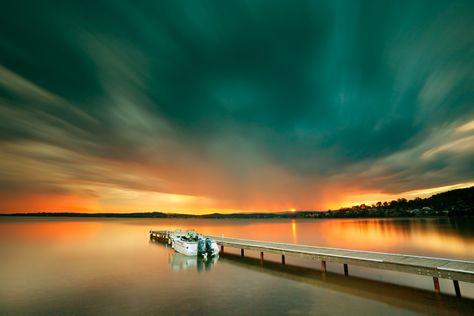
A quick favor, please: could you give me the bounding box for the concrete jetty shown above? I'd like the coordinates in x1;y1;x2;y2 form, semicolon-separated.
150;230;474;297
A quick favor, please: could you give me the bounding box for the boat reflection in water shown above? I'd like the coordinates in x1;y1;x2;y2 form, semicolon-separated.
169;252;219;272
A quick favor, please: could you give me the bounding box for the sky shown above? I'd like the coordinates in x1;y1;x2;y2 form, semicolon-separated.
0;0;473;214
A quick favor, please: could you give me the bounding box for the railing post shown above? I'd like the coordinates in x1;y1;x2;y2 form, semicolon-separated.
453;280;461;298
282;254;285;265
221;245;224;254
321;260;327;273
343;263;349;276
433;277;440;293
260;252;264;264
241;249;244;257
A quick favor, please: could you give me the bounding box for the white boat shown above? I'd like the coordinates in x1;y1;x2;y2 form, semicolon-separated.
173;235;199;256
171;231;220;257
169;229;195;246
168;229;184;246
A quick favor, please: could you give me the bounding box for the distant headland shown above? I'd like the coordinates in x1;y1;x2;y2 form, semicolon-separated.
2;186;473;219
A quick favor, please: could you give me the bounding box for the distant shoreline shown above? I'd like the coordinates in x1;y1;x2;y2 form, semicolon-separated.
1;186;472;219
0;212;470;219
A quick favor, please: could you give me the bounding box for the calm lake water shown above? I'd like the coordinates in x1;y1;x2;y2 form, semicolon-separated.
1;217;473;315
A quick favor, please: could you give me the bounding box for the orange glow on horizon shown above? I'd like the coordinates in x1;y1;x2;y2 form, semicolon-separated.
1;181;472;215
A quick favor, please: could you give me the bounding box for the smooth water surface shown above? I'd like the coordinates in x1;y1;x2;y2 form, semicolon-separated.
1;217;473;315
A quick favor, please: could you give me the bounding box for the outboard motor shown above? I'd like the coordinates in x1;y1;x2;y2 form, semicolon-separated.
197;237;206;256
205;238;215;256
211;241;220;256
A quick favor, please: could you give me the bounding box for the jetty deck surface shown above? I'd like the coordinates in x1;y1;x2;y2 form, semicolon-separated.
206;235;474;283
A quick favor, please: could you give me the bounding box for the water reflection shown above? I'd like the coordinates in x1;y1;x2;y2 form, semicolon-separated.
1;217;474;315
0;218;102;242
2;217;473;260
291;219;297;243
320;218;474;258
168;253;218;272
149;238;219;272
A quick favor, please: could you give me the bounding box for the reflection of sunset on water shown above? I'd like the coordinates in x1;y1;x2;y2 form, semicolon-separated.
315;219;474;258
291;219;298;243
2;217;473;261
1;217;474;308
0;220;102;242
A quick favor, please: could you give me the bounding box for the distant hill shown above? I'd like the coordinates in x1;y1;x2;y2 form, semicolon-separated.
2;186;473;218
313;186;474;218
427;186;474;216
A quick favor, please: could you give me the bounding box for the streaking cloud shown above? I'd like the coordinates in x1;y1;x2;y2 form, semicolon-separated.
0;0;473;213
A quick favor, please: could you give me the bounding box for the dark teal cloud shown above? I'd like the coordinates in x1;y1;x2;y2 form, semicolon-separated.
0;0;473;203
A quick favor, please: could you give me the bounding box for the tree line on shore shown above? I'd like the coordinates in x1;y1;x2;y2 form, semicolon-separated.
294;186;473;218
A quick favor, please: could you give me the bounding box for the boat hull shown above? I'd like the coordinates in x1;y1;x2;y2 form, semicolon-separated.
173;239;198;256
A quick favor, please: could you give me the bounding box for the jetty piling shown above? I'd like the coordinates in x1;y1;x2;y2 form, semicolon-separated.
321;260;327;273
433;277;440;294
453;280;461;297
343;263;349;276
